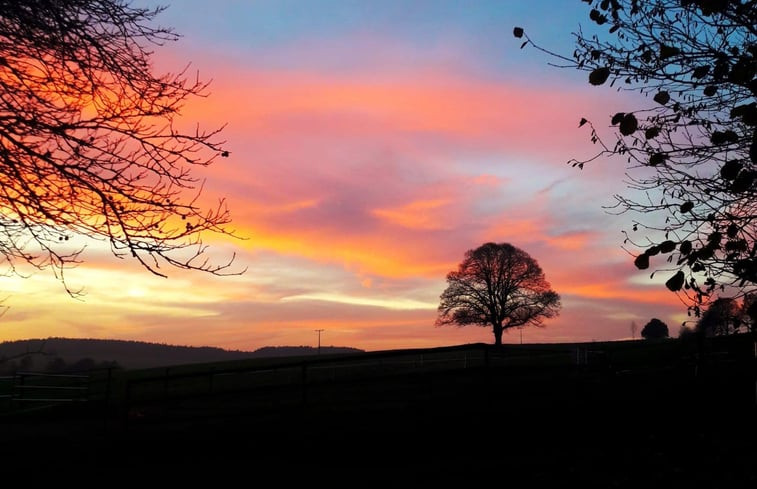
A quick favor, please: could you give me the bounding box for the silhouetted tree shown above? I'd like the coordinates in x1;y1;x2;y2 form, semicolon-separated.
741;292;757;332
17;354;33;372
696;296;746;336
436;242;561;346
69;357;96;372
0;1;240;295
641;318;670;339
678;324;697;340
515;0;757;316
45;357;66;373
0;340;49;372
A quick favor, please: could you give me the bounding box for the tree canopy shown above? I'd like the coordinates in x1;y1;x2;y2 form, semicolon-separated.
0;0;239;295
436;242;561;346
641;318;670;339
515;0;756;317
695;295;753;335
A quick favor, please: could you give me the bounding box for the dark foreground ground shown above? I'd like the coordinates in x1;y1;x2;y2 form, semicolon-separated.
2;360;756;487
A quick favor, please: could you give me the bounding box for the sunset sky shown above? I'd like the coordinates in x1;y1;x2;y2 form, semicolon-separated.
0;0;692;352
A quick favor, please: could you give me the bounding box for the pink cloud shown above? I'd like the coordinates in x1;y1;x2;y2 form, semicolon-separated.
2;41;688;352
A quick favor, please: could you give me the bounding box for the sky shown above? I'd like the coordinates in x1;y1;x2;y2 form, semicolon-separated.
0;0;693;352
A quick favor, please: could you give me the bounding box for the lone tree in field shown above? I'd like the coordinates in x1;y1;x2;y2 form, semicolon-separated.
0;0;239;295
641;318;670;340
436;242;561;346
515;0;756;316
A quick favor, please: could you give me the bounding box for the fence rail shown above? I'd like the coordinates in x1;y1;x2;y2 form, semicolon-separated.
118;343;586;420
3;337;750;422
0;369;120;412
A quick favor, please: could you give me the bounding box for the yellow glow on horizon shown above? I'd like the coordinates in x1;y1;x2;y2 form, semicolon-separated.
235;223;454;278
280;292;437;310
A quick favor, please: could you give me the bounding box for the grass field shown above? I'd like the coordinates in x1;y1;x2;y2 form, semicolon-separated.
1;335;755;486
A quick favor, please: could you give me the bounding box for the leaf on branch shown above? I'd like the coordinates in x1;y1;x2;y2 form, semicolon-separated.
589;9;608;25
725;239;748;252
720;160;742;180
731;170;755;193
731;102;757;126
659;44;680;60
692;65;710;79
648;152;667;166
513;27;524;38
665;271;685;292
634;253;650;270
589;67;611;86
645;127;660;139
711;130;738;146
703;86;717;96
579;117;588;127
611;112;625;125
679;240;692;256
653;91;670;105
619;113;638;135
680;201;694;213
659;240;677;253
729;58;753;85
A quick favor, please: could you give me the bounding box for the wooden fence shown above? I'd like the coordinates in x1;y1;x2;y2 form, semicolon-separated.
0;368;116;413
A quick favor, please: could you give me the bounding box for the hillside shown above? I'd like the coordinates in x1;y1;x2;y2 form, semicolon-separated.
0;337;364;371
0;337;754;484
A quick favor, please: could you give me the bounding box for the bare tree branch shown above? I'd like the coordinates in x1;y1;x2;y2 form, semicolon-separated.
0;0;245;295
515;0;756;316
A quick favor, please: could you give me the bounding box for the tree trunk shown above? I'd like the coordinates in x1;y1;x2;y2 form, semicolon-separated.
493;323;503;346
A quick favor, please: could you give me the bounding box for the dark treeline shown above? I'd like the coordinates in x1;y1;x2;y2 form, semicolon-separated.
0;338;364;371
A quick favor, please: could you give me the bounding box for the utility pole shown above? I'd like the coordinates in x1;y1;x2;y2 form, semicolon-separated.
315;329;324;354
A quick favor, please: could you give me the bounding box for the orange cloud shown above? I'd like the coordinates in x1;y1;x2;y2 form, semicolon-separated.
235;220;456;278
546;231;596;251
372;199;453;230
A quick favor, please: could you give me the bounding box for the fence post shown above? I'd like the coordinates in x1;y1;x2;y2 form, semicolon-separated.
102;367;113;432
104;367;113;405
163;367;170;400
301;362;308;406
123;379;132;429
14;373;25;409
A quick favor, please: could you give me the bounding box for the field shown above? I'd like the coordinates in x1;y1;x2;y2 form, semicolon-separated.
1;336;756;486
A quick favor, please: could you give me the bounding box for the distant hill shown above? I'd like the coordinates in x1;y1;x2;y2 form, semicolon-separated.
0;337;364;371
249;346;364;358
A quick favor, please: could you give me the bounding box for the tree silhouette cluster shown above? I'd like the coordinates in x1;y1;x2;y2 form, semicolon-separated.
0;0;239;294
641;318;669;339
437;242;561;345
516;0;756;315
695;294;756;336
